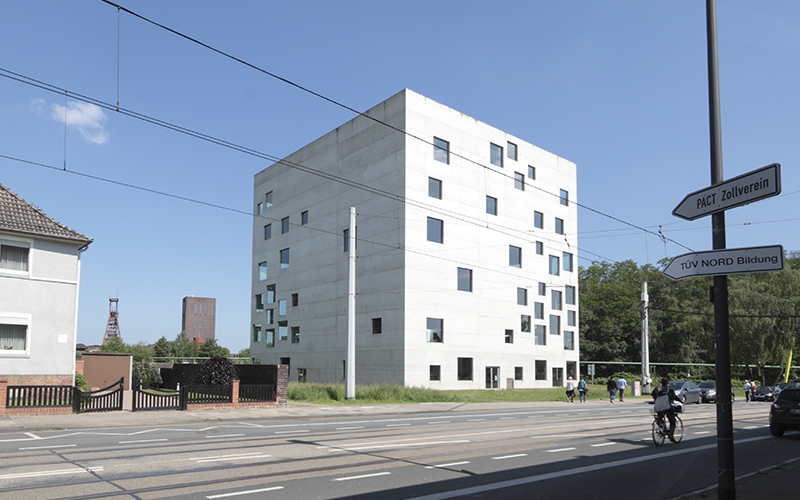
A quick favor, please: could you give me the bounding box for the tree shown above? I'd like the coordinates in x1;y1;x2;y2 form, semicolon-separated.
128;341;153;364
238;348;250;359
198;339;230;358
153;336;174;358
100;335;126;353
173;331;197;358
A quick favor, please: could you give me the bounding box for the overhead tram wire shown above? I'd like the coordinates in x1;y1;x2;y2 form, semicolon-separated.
98;0;694;256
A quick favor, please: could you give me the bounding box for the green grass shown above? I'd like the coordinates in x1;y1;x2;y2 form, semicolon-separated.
287;382;644;404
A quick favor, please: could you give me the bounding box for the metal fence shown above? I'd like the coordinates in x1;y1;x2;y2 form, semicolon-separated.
6;384;74;409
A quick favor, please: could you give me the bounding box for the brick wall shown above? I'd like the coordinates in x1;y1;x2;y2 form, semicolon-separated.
277;364;288;406
0;379;74;416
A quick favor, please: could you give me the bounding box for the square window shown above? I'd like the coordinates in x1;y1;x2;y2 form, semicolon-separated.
427;217;444;243
265;191;273;208
509;245;522;268
515;367;523;381
301;211;308;225
564;331;575;350
507;142;517;161
568;310;577;326
252;324;262;342
429;177;442;199
281;217;290;234
566;285;576;305
279;299;287;316
372;318;382;334
535;325;546;345
486;196;498;216
550;315;561;335
517;287;527;306
257;202;264;215
563;252;574;272
534;302;544;320
430;365;441;381
457;267;473;292
538;282;546;296
505;329;514;344
514;172;525;191
521;315;531;333
264;224;272;240
552;290;562;310
534;211;544;229
297;368;307;382
535;360;547;380
291;326;300;344
490;143;503;167
555;218;564;235
434;137;449;164
549;255;560;276
280;248;290;269
528;165;536;179
426;318;443;343
258;261;267;281
560;189;569;206
266;284;276;303
278;321;288;340
458;357;473;381
255;294;264;313
536;241;543;255
291;293;299;307
266;329;275;348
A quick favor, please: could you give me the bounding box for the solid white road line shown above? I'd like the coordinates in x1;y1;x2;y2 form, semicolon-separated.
329;440;471;452
191;452;266;461
591;442;616;447
546;447;576;453
426;461;470;469
492;454;528;460
274;430;309;434
19;444;77;450
0;466;103;480
334;471;391;481
206;486;284;498
119;439;168;444
196;455;271;463
336;426;364;430
205;434;246;439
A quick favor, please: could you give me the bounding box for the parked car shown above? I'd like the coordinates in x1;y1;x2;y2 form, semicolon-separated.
668;381;702;404
774;382;800;398
769;387;800;436
752;385;777;402
698;381;735;403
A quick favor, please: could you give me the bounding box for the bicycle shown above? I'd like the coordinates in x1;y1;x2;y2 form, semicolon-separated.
652;411;684;446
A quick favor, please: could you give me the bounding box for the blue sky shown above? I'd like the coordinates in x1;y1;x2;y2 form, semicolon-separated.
2;1;799;352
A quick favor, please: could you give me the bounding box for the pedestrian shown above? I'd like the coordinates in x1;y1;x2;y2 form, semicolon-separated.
578;376;588;403
751;381;758;400
565;376;575;403
744;380;751;402
607;377;618;403
617;375;628;402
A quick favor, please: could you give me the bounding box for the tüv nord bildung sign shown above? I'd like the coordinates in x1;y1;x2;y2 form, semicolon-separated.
663;245;784;280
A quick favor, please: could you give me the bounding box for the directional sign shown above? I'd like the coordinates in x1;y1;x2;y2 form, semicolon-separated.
672;163;781;221
663;245;784;280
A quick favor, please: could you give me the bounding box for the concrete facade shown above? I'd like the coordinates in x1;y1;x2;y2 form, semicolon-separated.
250;90;578;390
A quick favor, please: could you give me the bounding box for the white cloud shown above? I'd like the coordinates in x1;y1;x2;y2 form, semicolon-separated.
48;101;110;145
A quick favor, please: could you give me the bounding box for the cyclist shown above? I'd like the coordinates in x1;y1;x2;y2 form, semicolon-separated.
652;377;679;442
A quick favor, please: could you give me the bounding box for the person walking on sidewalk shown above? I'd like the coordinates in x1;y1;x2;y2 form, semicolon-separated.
744;380;752;402
578;376;588;403
607;378;618;403
617;375;628;402
565;376;576;402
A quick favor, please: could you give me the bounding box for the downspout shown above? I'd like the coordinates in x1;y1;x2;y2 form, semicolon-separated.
72;243;89;386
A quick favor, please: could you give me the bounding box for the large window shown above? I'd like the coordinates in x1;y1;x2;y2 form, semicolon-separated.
457;267;473;292
549;255;560;276
509;245;522;268
555;218;564;235
265;329;275;348
521;315;531;333
265;191;273;208
264;224;272;240
564;331;575;350
550;315;561;336
280;248;290;269
565;285;576;305
563;252;574;272
490;143;503;167
0;322;27;351
486;196;498;215
552;290;562;310
427;217;444;243
534;302;544;319
434;137;449;164
535;325;546;345
291;326;300;344
507;142;518;161
258;262;267;281
534;211;544;229
514;172;525;191
535;360;547;380
517;287;527;306
426;318;443;343
281;217;290;234
560;189;569;206
429;177;442;199
458;358;473;381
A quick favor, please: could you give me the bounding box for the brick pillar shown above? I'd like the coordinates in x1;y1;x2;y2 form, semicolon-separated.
276;365;288;406
231;379;239;405
0;379;7;415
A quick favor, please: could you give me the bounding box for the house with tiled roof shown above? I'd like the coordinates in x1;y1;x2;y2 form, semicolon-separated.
0;183;92;386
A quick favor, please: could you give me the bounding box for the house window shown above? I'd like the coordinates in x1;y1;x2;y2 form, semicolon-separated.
549;255;560;275
517;287;527;306
550;315;561;335
280;248;290;269
291;293;299;307
343;228;350;252
534;211;543;229
297;368;307;382
535;360;547;380
264;224;272;240
490;143;503;167
458;357;473;381
265;329;275;348
560;189;569;206
0;323;27;351
536;241;543;255
291;326;300;344
514;172;525;191
258;262;267;281
567;361;577;381
265;191;273;208
457;267;473;292
568;310;577;326
429;177;442;199
565;285;576;305
555;218;564;235
486;196;498;215
278;321;288;340
278;299;287;316
301;211;308;225
528;165;536;179
521;315;531;333
434;137;449;164
507;142;518;161
515;367;523;381
535;325;546;345
509;245;522;268
266;309;273;324
372;318;382;334
255;294;264;313
552;290;562;310
281;217;290;234
257;202;263;215
427;217;444;243
426;318;443;343
564;331;575;350
252;324;262;342
505;329;514;344
563;252;574;272
266;284;276;303
430;365;441;381
538;282;546;295
534;302;544;320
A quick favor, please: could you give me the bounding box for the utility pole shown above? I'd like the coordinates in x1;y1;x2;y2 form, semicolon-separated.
641;282;651;395
345;207;357;401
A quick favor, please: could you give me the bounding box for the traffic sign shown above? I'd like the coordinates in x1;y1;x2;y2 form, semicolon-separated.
663;245;784;280
672;163;781;221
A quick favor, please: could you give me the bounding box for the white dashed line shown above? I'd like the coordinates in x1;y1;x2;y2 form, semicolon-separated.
207;486;284;498
426;461;470;469
334;471;391;481
493;454;527;460
547;447;576;453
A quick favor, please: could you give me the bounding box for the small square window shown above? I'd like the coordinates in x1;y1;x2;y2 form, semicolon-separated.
515;367;523;381
430;365;441;381
560;189;569;206
505;329;514;344
257;202;264;215
563;252;574;272
429;177;442;199
528;166;536;179
509;245;522;268
514;172;525;191
549;255;560;276
282;217;290;234
265;191;273;208
486;196;498;216
291;293;299;307
550;315;561;335
534;302;544;319
552;290;563;311
258;261;267;281
457;267;473;292
490;143;503;167
521;315;531;333
458;357;473;381
280;248;290;269
534;211;544;229
426;318;443;343
507;142;517;161
372;318;382;334
264;224;272;240
434;137;449;164
291;326;300;344
555;218;564;235
536;241;543;255
517;287;527;306
535;325;546;345
427;217;444;244
301;211;308;225
565;286;576;305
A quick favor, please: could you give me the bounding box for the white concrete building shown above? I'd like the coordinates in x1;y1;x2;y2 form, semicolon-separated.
250;89;578;390
0;183;92;386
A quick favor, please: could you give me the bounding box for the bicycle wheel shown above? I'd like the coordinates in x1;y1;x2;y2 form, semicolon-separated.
652;420;665;446
672;416;684;443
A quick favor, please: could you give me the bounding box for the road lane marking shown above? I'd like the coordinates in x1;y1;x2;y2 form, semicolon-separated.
274;430;310;434
386;423;411;427
334;471;391;481
207;486;284;498
328;440;471;452
205;434;246;439
19;444;77;450
694;431;712;435
428;421;450;424
119;439;168;444
467;419;486;422
426;461;470;469
336;426;364;430
196;454;271;463
0;466;103;480
23;432;41;439
493;454;527;460
591;442;616;447
191;452;266;460
547;447;576;453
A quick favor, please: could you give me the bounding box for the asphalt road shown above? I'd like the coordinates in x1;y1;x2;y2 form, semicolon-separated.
0;401;793;500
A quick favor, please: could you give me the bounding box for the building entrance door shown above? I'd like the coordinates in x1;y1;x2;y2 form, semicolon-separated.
485;366;500;389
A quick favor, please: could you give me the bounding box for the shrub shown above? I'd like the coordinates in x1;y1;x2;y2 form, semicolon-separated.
134;363;163;387
193;356;239;385
75;372;87;391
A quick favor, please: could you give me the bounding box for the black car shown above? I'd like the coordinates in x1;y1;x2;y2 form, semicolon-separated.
769;387;800;436
752;385;777;402
698;381;735;403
